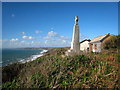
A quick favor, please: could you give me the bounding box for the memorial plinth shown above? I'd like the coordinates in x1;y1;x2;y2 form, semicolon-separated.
66;16;80;56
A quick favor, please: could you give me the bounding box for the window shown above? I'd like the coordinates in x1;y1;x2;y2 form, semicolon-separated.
94;44;97;50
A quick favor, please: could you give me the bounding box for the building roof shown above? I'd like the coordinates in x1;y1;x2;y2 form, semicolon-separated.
80;39;91;43
90;33;110;43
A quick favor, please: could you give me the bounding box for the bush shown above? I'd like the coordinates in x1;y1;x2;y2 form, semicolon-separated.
2;78;19;88
2;47;119;88
31;73;46;88
102;35;120;49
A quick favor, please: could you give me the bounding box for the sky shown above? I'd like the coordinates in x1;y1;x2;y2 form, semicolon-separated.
2;2;118;48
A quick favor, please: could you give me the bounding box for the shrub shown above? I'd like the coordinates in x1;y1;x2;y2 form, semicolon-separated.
2;78;19;88
102;35;120;50
31;73;46;88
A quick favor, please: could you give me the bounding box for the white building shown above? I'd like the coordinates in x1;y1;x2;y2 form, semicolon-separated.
89;33;110;53
80;39;91;52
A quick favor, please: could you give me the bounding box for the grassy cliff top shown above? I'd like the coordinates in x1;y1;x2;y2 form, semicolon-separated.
2;47;119;88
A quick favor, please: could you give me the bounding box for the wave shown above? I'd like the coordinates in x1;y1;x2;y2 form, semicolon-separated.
18;49;48;63
0;61;2;64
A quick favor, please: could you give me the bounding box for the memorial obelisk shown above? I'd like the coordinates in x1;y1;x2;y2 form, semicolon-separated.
66;16;80;56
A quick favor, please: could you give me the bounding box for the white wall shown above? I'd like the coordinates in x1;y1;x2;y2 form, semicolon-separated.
80;41;90;52
92;42;102;52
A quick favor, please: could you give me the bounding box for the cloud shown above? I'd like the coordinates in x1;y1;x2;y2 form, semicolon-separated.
60;36;69;40
31;41;34;44
43;36;51;40
2;38;44;48
29;36;34;39
21;41;25;43
35;30;42;34
44;39;70;47
2;30;71;48
48;31;59;37
1;39;9;42
44;31;69;40
22;36;27;39
43;31;58;40
21;32;25;35
11;14;15;18
0;39;2;48
62;40;66;43
45;40;48;44
43;31;70;47
10;38;18;42
22;36;34;40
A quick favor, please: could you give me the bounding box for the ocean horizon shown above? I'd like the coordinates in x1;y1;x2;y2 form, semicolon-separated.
1;48;48;67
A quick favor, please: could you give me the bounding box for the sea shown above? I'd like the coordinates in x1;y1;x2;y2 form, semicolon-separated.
1;48;48;67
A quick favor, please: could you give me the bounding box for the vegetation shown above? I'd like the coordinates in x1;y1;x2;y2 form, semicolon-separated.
102;35;120;50
2;47;119;88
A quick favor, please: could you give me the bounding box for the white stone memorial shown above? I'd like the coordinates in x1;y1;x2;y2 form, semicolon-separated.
66;16;80;56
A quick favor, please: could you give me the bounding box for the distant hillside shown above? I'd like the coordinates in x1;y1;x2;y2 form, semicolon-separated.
2;47;119;88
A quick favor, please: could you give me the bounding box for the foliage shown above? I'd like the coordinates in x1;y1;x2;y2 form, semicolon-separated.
31;73;46;88
2;78;19;88
102;35;120;49
2;47;119;88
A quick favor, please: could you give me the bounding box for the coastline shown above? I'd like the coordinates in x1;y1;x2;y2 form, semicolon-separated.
2;47;67;84
2;47;119;88
2;49;49;67
18;49;48;64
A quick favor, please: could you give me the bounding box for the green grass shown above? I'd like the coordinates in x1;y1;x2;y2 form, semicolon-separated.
2;78;19;88
31;72;46;88
2;48;119;88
